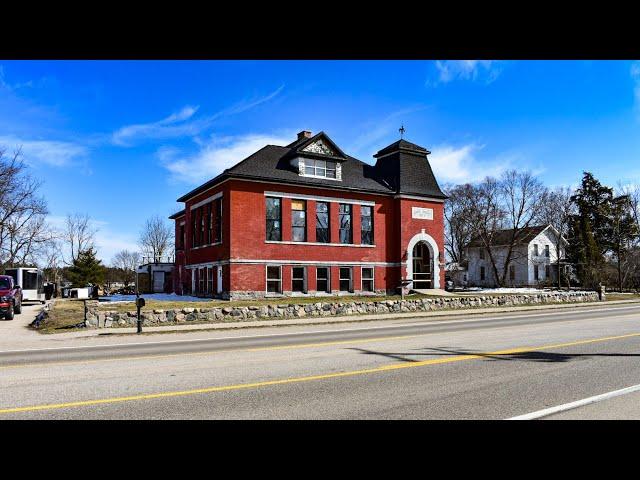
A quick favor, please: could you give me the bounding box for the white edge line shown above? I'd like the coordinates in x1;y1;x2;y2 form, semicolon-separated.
508;383;640;420
2;304;639;355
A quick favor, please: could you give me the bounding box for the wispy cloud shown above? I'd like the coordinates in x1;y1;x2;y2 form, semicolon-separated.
0;135;88;168
112;84;285;147
428;143;514;183
631;61;640;115
160;131;293;184
348;105;429;160
426;60;504;87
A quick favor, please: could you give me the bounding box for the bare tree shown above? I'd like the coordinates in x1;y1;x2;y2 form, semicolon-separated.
63;213;97;265
139;215;174;263
443;183;477;264
0;147;50;269
539;186;575;289
461;170;547;287
112;249;140;286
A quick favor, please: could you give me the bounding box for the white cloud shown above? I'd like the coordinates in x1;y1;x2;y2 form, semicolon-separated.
112;84;285;146
631;61;640;113
348;105;429;159
427;60;503;87
0;135;88;167
161;132;294;184
428;143;513;184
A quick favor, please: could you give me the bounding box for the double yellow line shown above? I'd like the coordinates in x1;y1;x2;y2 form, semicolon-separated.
1;331;639;415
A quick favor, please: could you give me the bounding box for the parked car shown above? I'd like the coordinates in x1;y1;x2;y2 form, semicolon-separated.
0;274;23;320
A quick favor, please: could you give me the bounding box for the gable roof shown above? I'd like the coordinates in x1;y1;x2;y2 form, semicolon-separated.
176;131;445;203
467;225;557;248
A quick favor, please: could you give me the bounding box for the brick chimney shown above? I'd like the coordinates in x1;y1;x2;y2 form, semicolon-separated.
297;130;312;140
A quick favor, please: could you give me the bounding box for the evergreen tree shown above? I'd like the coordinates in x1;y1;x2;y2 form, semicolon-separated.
567;172;613;288
66;248;106;287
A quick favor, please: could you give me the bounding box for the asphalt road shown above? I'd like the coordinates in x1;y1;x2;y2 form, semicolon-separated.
2;302;640;419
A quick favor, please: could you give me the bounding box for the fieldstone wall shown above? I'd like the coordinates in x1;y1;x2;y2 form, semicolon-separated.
84;291;600;328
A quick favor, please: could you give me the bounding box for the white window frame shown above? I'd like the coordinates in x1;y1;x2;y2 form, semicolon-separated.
339;266;353;293
291;266;307;293
361;266;374;292
302;158;338;179
266;265;283;295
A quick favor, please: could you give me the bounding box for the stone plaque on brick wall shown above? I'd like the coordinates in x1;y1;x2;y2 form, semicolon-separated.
412;207;433;220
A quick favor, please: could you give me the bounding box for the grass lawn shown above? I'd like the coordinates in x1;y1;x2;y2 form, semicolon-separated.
605;293;640;301
37;299;86;333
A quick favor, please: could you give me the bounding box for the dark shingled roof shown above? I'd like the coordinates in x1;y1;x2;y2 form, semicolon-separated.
169;209;185;220
176;132;446;202
467;225;550;248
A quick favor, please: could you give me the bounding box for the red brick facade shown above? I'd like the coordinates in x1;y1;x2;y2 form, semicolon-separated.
171;133;446;299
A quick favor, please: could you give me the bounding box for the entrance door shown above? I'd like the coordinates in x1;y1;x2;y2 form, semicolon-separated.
153;271;165;293
412;242;432;289
216;266;223;294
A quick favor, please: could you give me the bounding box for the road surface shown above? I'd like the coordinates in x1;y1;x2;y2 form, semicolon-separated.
1;302;640;419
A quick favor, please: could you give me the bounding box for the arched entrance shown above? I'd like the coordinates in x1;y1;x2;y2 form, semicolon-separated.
406;230;440;289
412;242;432;289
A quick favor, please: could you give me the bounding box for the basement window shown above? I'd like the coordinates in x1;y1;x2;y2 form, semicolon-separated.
266;266;282;294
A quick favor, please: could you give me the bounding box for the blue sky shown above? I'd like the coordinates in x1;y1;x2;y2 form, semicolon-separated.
1;60;639;263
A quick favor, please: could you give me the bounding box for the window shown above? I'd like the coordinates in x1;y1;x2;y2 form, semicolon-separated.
207;268;213;295
292;267;306;293
534;244;539;256
316;267;330;293
509;264;515;281
339;204;352;244
480;266;486;281
545;265;551;279
266;197;282;241
534;265;539;281
191;212;197;247
479;248;485;260
339;267;352;292
207;203;212;245
361;205;373;245
362;267;374;292
179;224;185;249
199;267;205;294
316;202;330;243
214;197;222;243
266;266;282;293
303;159;337;179
291;200;307;242
200;207;205;245
545;245;550;257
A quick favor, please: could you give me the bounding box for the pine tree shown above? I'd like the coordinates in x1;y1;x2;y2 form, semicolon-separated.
66;248;106;287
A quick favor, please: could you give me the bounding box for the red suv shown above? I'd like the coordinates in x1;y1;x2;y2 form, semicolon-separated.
0;275;22;320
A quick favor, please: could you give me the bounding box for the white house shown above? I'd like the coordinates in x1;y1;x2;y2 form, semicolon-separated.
465;225;568;288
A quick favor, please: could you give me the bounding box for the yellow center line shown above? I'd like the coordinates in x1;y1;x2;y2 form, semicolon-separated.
1;331;639;415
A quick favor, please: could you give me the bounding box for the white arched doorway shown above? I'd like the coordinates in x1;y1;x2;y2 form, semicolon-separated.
406;230;440;289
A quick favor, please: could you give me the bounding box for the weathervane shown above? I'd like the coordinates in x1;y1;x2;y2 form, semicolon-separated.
399;124;405;139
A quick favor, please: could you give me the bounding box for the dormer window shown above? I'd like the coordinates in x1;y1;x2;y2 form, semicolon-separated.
303;159;337;179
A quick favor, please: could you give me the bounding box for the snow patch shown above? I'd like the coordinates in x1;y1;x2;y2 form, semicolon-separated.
99;293;212;303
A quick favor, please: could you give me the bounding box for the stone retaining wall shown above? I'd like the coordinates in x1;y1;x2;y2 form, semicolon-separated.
83;291;600;328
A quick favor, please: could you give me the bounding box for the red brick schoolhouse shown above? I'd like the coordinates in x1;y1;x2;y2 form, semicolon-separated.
170;130;447;299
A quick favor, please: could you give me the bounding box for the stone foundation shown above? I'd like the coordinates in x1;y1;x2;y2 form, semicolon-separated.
82;291;600;328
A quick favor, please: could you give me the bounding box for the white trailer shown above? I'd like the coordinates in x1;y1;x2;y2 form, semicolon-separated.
4;267;45;304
